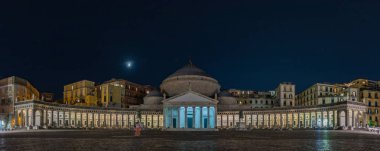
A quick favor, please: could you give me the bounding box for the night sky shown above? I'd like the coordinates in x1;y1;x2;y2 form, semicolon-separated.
1;1;380;98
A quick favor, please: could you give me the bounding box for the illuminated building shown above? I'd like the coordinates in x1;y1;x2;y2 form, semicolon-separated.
101;79;153;107
10;62;370;130
0;76;40;129
227;89;276;108
63;80;97;106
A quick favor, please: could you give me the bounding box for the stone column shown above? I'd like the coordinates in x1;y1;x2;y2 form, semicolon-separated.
274;113;277;127
44;110;47;127
68;111;71;127
170;107;173;128
86;112;89;128
345;110;349;127
327;110;330;128
256;114;259;128
268;114;271;128
50;110;54;127
280;114;283;128
248;114;251;128
232;112;235;128
151;114;153;128
336;110;343;126
14;109;19;127
298;112;300;128
26;109;29;127
121;113;124;128
98;112;100;127
303;112;306;128
57;111;60;127
115;113;118;127
31;109;35;126
157;114;160;128
74;111;77;128
200;107;203;128
192;107;195;128
315;112;318;128
262;114;264;128
92;113;94;128
226;114;229;128
184;107;188;128
332;110;335;128
127;113;130;128
38;110;43;127
291;112;294;128
286;113;288;128
177;108;180;128
309;112;312;128
352;110;355;128
62;111;66;127
145;114;148;128
110;113;112;128
80;112;83;127
134;112;137;125
207;106;210;128
321;111;324;128
363;112;367;127
245;114;247;126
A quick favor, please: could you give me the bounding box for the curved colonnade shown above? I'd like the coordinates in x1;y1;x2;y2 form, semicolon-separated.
14;100;367;130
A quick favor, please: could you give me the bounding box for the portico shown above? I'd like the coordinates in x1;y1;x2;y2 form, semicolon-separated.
163;91;217;131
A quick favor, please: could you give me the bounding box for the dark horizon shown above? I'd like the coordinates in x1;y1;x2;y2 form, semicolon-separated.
1;1;380;98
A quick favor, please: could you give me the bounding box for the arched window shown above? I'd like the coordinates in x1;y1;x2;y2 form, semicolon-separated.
289;94;293;99
369;101;372;107
375;101;378;107
284;94;287;98
352;91;357;97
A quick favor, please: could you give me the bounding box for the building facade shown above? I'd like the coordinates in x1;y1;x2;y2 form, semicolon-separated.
361;90;380;126
63;80;97;106
0;76;40;129
228;89;276;108
8;62;373;130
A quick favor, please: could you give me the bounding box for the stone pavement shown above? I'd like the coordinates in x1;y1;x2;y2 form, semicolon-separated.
1;129;380;151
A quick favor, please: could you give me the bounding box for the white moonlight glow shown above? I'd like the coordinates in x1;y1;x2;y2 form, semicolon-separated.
126;61;133;69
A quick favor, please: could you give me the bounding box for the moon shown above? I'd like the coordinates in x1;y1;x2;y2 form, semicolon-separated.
126;61;133;69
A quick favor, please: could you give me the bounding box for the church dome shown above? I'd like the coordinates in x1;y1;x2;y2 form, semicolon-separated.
218;91;237;105
143;90;163;105
160;61;220;97
167;63;211;78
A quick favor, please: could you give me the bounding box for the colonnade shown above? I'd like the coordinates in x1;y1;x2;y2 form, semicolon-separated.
217;109;367;129
14;107;163;129
13;101;368;130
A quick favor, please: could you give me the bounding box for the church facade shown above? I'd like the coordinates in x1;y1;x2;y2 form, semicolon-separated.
12;63;368;131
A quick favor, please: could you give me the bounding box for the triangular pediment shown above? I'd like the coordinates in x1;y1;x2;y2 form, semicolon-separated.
163;90;218;105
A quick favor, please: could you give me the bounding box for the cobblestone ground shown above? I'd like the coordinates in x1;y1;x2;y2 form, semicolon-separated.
1;129;380;151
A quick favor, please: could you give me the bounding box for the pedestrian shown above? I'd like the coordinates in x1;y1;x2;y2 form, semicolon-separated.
134;122;142;136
